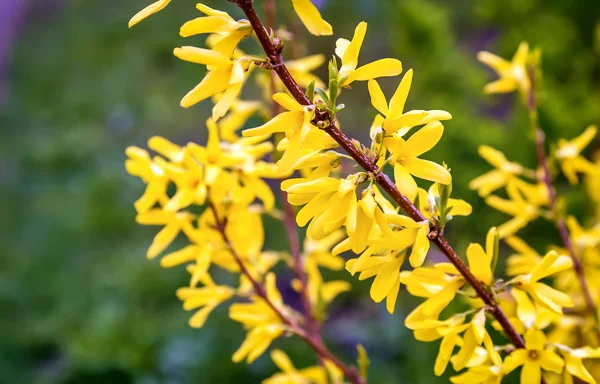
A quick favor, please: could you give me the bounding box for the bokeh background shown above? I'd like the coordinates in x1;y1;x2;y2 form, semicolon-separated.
1;0;600;383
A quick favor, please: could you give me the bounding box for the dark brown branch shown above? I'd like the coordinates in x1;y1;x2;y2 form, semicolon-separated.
232;0;526;350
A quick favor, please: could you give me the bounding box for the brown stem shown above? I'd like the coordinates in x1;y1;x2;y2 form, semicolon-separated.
230;0;525;351
528;67;600;342
210;204;364;383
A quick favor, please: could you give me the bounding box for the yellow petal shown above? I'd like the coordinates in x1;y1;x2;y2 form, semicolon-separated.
452;327;477;371
349;207;373;253
502;349;528;374
367;79;389;116
147;223;180;259
386;276;401;314
382;110;428;135
512;41;530;65
540;350;565;374
349;58;403;83
394;163;418;201
340;22;367;73
243;111;303;137
405;121;444;158
483;77;518;94
370;257;403;302
434;332;459;376
532;282;574;312
173;46;231;66
286;177;340;194
564;354;596;384
521;361;542;384
403;158;452;184
180;69;230;108
388;69;413;120
273;92;304;112
189;304;216;328
524;327;547;351
291;0;333;36
571;125;598;153
512;289;536;328
476;51;511;74
466;243;492;285
129;0;171;28
196;3;233;19
448;198;472;216
409;223;430;268
179;16;233;37
296;192;332;226
270;349;296;372
212;81;242;120
160;245;198;268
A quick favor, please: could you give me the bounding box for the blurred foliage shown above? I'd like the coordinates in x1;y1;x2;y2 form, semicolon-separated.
0;0;598;383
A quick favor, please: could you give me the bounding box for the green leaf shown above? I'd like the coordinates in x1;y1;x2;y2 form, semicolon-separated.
306;78;316;103
315;88;330;106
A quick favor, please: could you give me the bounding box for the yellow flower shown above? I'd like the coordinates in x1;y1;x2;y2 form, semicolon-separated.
417;183;472;220
283;173;394;253
290;0;333;36
566;215;600;252
128;0;171;28
335;22;403;86
243;93;335;173
125;146;170;213
556;125;600;184
346;251;406;314
557;346;600;384
263;349;329;384
180;4;252;58
465;227;498;286
470;145;530;197
367;71;452;137
176;274;235;328
512;250;574;315
477;41;531;95
173;46;251;119
229;273;291;363
451;310;501;373
384;121;452;201
136;209;196;260
502;328;564;383
401;265;465;323
485;180;543;237
218;101;265;143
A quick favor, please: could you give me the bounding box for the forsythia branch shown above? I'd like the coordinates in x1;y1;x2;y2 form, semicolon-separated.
527;65;600;343
229;0;527;352
210;202;365;384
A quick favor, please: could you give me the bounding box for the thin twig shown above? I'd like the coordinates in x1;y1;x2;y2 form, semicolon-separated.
209;203;365;384
231;0;526;350
527;65;600;342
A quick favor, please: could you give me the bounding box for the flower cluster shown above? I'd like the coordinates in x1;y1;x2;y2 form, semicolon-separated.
125;1;600;382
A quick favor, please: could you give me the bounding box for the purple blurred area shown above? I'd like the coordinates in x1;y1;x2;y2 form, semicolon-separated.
0;0;61;103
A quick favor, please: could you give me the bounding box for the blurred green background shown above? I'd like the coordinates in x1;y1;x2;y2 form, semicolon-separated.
1;0;599;383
